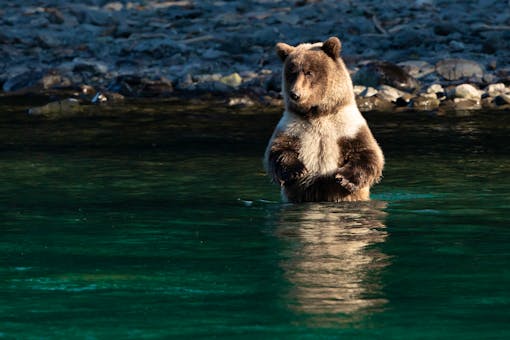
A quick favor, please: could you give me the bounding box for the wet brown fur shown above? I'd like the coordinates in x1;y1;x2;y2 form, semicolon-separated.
269;126;383;203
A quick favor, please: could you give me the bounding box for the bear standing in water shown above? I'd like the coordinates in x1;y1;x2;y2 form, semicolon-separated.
264;37;384;203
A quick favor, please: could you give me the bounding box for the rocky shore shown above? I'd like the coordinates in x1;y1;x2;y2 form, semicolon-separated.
2;0;510;115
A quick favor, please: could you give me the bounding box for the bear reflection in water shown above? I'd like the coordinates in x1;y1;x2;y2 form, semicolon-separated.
274;201;389;323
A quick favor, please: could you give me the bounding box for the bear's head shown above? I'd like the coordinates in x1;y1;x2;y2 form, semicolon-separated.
276;37;355;118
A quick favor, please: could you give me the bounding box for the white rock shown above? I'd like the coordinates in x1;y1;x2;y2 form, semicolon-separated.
361;86;378;97
377;85;408;102
421;92;438;99
454;84;482;100
487;83;507;96
353;85;366;96
426;84;444;94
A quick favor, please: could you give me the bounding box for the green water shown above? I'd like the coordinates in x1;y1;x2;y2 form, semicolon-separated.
1;100;510;338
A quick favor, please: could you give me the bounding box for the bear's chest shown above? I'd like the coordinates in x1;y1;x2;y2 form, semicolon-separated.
298;124;341;175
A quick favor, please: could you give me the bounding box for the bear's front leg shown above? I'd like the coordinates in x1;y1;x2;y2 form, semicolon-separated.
335;147;383;192
267;134;306;185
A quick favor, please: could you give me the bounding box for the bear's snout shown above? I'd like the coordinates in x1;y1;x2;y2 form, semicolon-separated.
289;90;301;101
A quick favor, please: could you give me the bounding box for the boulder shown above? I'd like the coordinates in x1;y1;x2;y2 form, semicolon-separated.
436;59;484;81
353;61;420;92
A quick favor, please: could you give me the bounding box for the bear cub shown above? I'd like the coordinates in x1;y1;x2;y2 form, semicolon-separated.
264;37;384;203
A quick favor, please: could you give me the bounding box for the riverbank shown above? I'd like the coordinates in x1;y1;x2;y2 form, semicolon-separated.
2;0;510;114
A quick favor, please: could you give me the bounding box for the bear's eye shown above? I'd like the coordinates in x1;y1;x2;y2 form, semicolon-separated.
287;63;298;75
304;71;314;77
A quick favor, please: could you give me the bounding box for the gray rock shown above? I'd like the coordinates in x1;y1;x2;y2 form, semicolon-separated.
70;58;109;75
36;33;61;48
69;4;113;26
398;61;435;79
193;81;231;93
2;71;41;92
449;40;465;52
434;23;458;36
495;93;510;105
41;71;71;89
107;75;173;97
435;59;484;81
391;27;424;48
482;97;498;109
193;74;222;83
202;48;228;60
131;38;186;58
353;61;420;92
103;2;124;11
45;8;66;25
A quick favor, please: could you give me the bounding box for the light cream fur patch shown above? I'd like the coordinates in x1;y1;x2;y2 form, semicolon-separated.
279;104;366;179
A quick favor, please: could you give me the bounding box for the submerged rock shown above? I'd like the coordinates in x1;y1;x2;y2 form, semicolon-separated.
412;96;440;110
453;98;481;110
28;98;82;118
356;96;394;112
353;61;420;92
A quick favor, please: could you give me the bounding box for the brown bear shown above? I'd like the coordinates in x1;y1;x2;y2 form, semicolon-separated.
264;37;384;203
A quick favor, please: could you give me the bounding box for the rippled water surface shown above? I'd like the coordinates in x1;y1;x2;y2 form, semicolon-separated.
1;100;510;338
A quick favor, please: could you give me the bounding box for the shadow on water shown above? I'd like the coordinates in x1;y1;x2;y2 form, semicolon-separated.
270;201;390;326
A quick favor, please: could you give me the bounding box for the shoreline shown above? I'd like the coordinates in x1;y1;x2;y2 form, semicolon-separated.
2;0;510;115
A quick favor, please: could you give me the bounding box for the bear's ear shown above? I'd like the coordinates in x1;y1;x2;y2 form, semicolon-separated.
322;37;342;60
275;42;295;62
